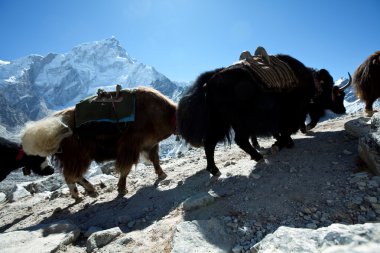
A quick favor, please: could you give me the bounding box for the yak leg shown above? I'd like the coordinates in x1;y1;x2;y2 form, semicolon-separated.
273;133;294;151
250;134;260;149
234;129;263;162
65;178;80;199
116;144;139;195
365;100;375;116
146;144;167;180
117;164;133;195
204;138;221;178
77;176;97;197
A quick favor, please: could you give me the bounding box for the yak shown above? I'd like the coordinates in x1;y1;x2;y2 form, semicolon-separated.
302;68;351;131
21;86;177;199
353;51;380;116
177;54;350;178
0;136;54;182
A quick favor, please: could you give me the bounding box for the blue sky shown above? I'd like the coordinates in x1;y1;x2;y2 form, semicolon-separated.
0;0;379;82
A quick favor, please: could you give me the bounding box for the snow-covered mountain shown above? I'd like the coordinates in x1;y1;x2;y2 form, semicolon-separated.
0;38;184;129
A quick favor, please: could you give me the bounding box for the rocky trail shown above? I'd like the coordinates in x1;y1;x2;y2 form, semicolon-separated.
0;112;380;253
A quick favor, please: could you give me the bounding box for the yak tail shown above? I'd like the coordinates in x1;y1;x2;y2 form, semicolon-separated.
177;68;223;147
21;115;73;157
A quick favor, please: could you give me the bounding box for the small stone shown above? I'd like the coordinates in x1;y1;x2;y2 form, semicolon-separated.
303;207;312;214
232;245;243;253
343;150;352;155
250;174;261;179
86;227;122;252
306;223;317;229
127;221;135;228
352;196;363;205
368;180;379;189
365;196;378;204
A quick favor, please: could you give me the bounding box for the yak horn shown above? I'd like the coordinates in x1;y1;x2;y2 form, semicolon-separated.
340;72;352;91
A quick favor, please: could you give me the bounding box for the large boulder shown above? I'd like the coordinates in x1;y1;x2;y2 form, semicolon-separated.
252;223;380;253
358;112;380;175
0;220;79;253
172;218;234;253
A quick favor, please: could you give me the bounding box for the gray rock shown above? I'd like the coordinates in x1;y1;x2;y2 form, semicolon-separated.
0;192;6;203
0;220;79;253
23;174;64;194
182;191;218;211
86;227;122;252
84;226;103;238
344;116;371;138
172;218;234;253
358;113;380;175
8;183;31;202
251;223;380;253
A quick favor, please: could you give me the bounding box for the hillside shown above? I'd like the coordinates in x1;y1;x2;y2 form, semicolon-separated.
0;112;379;252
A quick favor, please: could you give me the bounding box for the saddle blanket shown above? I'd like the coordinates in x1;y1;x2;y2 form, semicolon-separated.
238;50;299;90
75;89;136;129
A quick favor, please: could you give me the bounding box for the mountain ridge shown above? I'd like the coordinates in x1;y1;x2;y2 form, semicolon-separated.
0;38;184;129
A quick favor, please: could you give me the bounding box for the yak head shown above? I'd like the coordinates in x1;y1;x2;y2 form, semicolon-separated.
313;69;351;114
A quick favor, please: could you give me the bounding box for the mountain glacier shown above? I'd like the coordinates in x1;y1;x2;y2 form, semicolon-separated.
0;38;184;130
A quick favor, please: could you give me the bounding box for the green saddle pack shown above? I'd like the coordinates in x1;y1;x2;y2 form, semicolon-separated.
75;85;136;136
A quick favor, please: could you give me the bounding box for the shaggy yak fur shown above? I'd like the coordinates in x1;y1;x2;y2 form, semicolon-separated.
177;54;349;177
353;51;380;116
21;87;177;199
0;136;54;182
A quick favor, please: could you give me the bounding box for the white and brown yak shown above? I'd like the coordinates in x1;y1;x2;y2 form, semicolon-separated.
21;86;177;199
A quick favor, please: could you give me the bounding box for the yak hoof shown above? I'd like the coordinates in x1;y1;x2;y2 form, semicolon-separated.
157;172;168;180
71;192;80;200
117;188;128;196
251;153;264;162
365;109;376;117
286;140;295;149
87;190;99;198
271;145;280;154
22;167;31;176
210;171;222;182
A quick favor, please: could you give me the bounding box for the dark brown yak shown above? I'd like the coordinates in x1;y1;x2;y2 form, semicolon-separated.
21;86;177;199
353;51;380;116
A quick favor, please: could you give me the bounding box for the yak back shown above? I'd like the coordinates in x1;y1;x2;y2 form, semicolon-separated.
74;89;136;137
227;54;314;96
237;56;299;91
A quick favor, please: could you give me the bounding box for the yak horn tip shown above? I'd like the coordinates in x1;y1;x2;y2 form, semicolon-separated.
340;72;352;91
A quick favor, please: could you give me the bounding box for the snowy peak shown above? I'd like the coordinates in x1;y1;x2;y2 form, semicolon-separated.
69;38;135;65
0;38;183;129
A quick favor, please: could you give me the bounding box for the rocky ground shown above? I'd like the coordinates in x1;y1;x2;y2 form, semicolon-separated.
0;112;380;253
